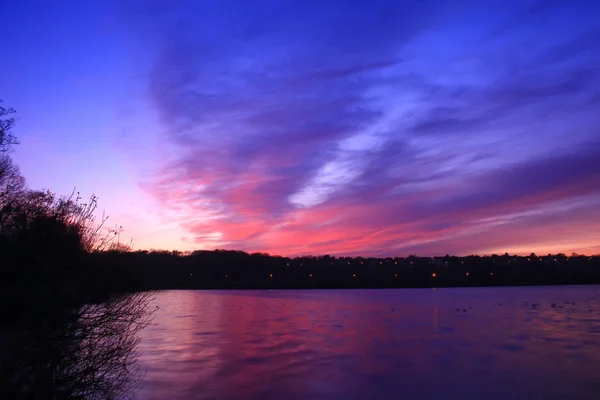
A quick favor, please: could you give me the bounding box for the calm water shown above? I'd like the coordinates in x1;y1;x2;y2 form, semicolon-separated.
136;287;600;400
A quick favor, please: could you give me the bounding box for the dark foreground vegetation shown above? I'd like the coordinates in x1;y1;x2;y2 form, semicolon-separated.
1;102;155;399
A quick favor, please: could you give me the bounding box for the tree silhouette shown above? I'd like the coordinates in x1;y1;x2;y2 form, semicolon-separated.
0;100;18;153
0;101;154;399
1;292;155;400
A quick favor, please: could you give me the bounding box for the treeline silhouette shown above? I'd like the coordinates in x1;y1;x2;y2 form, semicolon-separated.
1;101;154;399
90;250;600;291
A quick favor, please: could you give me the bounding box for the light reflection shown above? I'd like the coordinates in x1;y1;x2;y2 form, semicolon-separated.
137;288;600;400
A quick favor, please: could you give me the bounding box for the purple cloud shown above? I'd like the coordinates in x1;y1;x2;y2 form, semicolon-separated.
131;0;600;255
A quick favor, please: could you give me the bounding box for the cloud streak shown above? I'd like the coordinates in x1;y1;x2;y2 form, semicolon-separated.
134;0;600;256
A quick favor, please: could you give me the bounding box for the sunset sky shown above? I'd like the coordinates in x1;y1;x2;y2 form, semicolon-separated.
2;0;600;256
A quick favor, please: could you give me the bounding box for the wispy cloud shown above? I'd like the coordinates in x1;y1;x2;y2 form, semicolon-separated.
133;0;600;255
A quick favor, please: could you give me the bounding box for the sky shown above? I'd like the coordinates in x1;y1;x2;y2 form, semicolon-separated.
2;0;600;256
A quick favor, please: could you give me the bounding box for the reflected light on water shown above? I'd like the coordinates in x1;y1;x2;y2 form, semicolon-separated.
137;287;600;400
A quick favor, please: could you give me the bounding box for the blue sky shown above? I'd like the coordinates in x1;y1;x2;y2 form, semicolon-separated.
2;0;600;255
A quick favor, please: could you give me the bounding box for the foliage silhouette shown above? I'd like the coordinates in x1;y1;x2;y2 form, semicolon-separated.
0;101;155;399
0;100;18;153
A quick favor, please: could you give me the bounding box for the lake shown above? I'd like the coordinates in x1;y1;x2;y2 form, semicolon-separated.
136;287;600;399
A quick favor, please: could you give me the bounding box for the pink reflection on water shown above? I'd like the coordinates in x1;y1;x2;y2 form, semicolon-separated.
137;287;600;400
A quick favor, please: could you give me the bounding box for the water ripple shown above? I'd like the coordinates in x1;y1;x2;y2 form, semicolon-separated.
137;287;600;400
